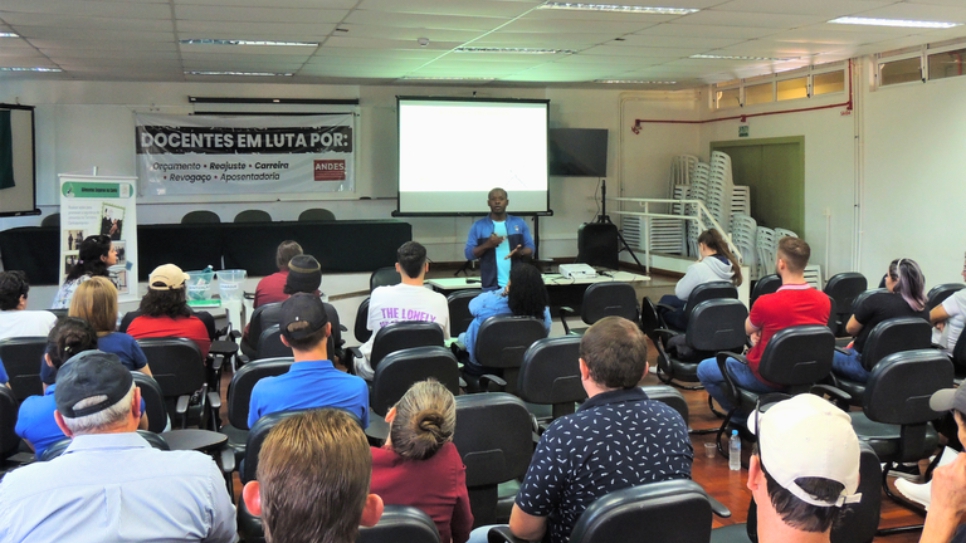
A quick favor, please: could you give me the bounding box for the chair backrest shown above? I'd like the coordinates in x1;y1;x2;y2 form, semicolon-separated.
860;317;932;372
684;281;737;320
851;288;888;314
227;357;294;430
640;296;661;340
756;325;834;388
242;410;305;483
248;303;282;349
256;325;294;360
370;267;402;291
824;272;868;320
136;338;207;397
569;480;713;543
640;385;689;422
357;505;440;543
133;372;168;434
0;385;20;460
750;274;781;308
298;208;336;221
927;283;965;312
581;282;639;325
475;315;548;370
41;213;60;228
866;349;953;426
369;321;445;370
355;297;372;344
234;209;272;223
447;289;481;337
452;393;533;526
0;337;48;401
370;346;460;417
517;336;585;409
40;430;169;461
181;210;220;224
832;442;882;543
685;299;748;353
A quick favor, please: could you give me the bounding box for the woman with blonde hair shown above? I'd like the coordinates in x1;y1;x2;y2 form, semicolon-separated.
370;379;472;543
68;275;151;376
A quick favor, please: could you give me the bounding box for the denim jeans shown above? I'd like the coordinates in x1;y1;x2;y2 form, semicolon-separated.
697;356;781;415
657;295;688;331
832;347;870;383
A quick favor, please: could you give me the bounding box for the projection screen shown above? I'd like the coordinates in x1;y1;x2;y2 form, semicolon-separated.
396;97;550;216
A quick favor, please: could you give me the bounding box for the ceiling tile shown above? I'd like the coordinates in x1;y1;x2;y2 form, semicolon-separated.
619;34;747;49
851;3;966;22
179;44;317;57
473;32;613;47
176;0;357;7
500;18;656;34
174;5;348;24
675;10;829;28
712;0;898;17
642;23;780;39
175;21;336;38
1;0;171;19
356;0;540;18
322;36;464;51
332;25;481;42
30;38;179;51
344;11;509;31
2;13;174;32
581;44;700;58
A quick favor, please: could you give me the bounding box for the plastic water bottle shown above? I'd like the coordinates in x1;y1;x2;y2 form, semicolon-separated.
729;430;741;471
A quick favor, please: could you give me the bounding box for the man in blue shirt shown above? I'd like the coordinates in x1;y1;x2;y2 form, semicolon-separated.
0;350;236;542
248;293;369;428
470;317;692;543
464;188;535;291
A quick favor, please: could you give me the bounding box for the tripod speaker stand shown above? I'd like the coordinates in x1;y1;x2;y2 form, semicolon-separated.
576;179;644;271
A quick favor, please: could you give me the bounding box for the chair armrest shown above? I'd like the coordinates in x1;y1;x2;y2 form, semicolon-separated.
715;352;747;407
339;324;348;332
175;394;190;415
487;526;525;543
559;306;576;316
559;306;576;335
244;292;255;300
230;329;242;340
459;377;467;389
208;390;222;411
219;446;236;474
656;303;676;312
480;374;508;392
834;347;851;355
650;328;680;350
708;495;732;518
209;355;223;373
346;346;362;360
810;384;851;411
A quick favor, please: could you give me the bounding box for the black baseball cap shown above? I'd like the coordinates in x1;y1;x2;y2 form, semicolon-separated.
55;351;133;418
279;292;329;341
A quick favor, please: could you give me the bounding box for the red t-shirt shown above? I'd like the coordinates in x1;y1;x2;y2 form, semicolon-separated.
126;314;212;358
747;284;830;382
370;442;473;543
254;271;289;309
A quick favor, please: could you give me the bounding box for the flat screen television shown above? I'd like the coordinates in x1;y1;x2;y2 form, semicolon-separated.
548;128;608;178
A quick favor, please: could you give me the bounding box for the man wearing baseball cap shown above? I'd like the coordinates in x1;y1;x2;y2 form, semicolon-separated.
746;394;862;543
0;351;236;542
248;292;369;428
921;386;966;543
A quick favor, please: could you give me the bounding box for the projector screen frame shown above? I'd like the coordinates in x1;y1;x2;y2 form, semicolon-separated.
0;103;40;218
392;96;553;218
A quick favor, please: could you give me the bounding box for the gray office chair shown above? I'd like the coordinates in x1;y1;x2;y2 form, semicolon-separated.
298;208;336;221
234;209;272;223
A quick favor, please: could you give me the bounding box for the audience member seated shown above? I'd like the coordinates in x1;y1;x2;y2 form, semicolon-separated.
921;386;966;543
459;263;551;376
746;394;862;543
658;229;743;330
254;240;304;308
371;379;473;543
50;235;117;310
69;276;151;375
931;252;966;354
697;237;830;420
124;264;212;358
0;350;235;541
0;270;58;341
242;409;383;543
355;241;450;380
468;316;692;543
832;258;928;383
18;318;150;459
248;293;369;428
242;254;322;354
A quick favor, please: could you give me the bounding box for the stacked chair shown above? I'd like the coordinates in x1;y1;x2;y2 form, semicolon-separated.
730;213;758;280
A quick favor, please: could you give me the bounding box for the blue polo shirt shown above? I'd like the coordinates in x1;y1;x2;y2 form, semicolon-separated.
0;358;7;385
464;215;534;291
515;387;693;543
15;384;64;459
248;360;369;429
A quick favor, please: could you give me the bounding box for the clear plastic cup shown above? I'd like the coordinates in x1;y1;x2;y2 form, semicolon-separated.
185;270;214;301
703;442;717;459
217;269;247;301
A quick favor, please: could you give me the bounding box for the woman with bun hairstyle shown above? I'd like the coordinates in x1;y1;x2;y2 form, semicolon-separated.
370;380;473;543
658;228;742;330
51;234;117;310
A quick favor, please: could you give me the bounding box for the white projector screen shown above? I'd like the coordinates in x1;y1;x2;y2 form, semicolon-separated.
396;97;550;215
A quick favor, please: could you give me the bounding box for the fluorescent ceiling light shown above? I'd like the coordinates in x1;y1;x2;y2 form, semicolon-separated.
186;71;293;77
540;2;698;15
402;76;495;81
691;53;795;61
0;67;61;72
829;16;960;29
180;39;318;47
0;32;19;38
455;47;576;54
597;79;676;84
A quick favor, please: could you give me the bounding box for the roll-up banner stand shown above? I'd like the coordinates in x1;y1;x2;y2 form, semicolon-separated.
58;175;139;303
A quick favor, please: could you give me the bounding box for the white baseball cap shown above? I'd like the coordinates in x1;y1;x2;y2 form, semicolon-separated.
747;394;862;508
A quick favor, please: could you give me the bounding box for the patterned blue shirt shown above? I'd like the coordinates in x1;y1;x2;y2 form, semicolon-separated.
515;387;693;543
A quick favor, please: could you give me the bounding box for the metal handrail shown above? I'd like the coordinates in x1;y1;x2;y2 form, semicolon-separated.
607;197;742;271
